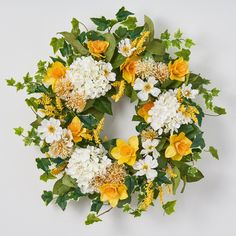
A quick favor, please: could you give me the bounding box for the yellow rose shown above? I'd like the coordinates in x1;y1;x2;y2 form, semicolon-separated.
99;183;128;207
165;132;192;161
44;62;67;90
137;101;154;122
87;40;109;58
168;57;189;82
111;136;139;166
120;57;137;85
67;117;92;143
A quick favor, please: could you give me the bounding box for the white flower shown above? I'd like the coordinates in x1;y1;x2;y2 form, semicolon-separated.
66;56;115;100
141;139;160;158
133;155;158;180
133;77;160;101
148;90;192;134
66;145;111;194
37;118;62;144
181;84;198;99
118;38;136;57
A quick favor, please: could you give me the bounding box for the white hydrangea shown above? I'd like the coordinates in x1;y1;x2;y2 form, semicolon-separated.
66;145;111;194
147;90;192;134
66;56;115;99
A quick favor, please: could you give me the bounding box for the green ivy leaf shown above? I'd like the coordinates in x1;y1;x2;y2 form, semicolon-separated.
162;200;177;215
209;146;219;160
50;37;65;54
62;174;77;188
6;78;16;86
71;18;80;37
115;26;128;38
91;198;103;213
14;127;24;136
146;39;165;56
85;213;102;225
161;30;170;40
53;178;71;195
40;173;56;182
175;48;191;61
121;16;137;30
174;29;183;39
185;38;195;48
90;16;115;31
56;195;67;211
116;7;134;22
214;106;226;115
41;191;53;206
36;158;51;173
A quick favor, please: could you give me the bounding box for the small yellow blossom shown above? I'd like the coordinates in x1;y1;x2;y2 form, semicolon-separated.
87;40;109;58
180;105;199;123
99;183;128;207
138;182;154;211
120;57;138;85
165;132;192;161
168;57;189;82
111;80;126;102
111;136;139;166
93;117;105;144
137;101;154;122
67;116;92;143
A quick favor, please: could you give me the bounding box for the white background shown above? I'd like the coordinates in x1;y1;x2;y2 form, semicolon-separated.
0;0;235;235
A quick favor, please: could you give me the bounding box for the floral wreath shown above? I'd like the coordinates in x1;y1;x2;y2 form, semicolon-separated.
7;7;226;225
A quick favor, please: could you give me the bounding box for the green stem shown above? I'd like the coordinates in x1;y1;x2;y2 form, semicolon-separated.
97;207;113;217
79;22;89;32
204;113;220;117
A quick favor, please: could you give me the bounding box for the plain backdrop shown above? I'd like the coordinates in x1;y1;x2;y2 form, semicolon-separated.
0;0;235;235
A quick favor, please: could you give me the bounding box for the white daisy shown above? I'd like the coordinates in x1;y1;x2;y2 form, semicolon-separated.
181;84;198;99
37;118;63;144
141;139;160;158
118;38;136;57
133;77;160;101
133;155;158;180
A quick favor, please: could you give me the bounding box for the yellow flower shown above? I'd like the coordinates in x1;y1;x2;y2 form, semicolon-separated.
111;136;139;166
137;101;154;122
87;40;109;58
99;183;128;207
168;57;189;82
67;116;92;143
44;62;67;90
120;57;138;85
165;132;192;161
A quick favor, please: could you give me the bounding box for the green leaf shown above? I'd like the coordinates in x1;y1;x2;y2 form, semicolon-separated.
209;146;219;160
186;167;204;182
130;89;138;103
6;78;16;86
86;30;105;40
146;39;165;56
14;127;24;136
214;106;226;115
162;200;176;215
23;73;33;83
41;191;53;206
53;179;71;195
115;27;128;38
191;132;205;149
91;199;103;213
59;32;88;55
122;16;137;30
62;174;77;188
56;195;67;211
40;173;56;182
94;96;113;115
15;82;25;91
85;213;102;225
50;37;65;54
172;166;180;195
161;30;170;40
144;15;154;41
90;16;114;31
175;48;191;61
125;176;136;195
174;29;183;39
116;7;134;22
71;18;80;37
185;38;195;48
36;158;51;173
128;26;144;39
123;203;132;212
79;114;98;129
103;33;116;61
111;53;126;69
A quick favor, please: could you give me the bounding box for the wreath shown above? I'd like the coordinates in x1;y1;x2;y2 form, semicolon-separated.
6;7;226;225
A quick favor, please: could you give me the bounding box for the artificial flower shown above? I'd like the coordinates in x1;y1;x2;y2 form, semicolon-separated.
67;116;92;143
181;83;198;99
135;58;157;79
87;40;109;58
165;132;192;161
133;77;160;101
44;62;67;90
66;145;111;194
118;38;136;57
140;139;160;158
111;136;139;166
99;183;128;207
168;57;189;82
137;101;154;122
154;62;169;83
133;155;158;180
120;57;137;85
99;61;116;82
37;118;62;144
65;92;86;113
